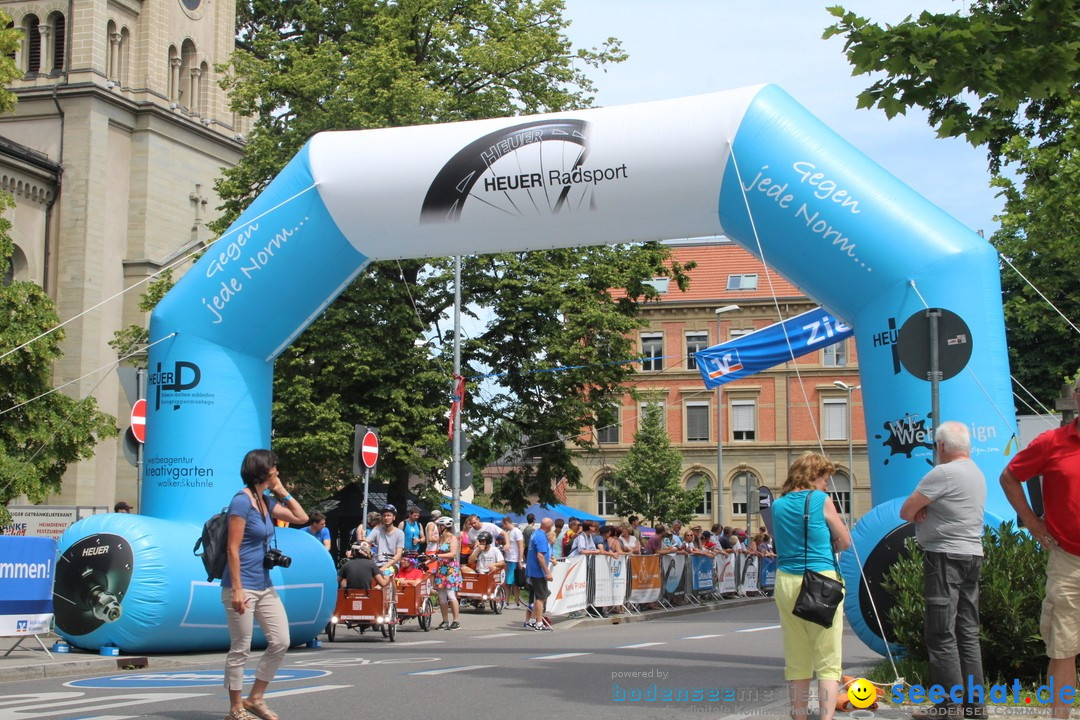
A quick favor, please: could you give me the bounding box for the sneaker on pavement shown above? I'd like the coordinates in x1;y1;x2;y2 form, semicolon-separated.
522;621;537;630
436;620;449;630
535;623;553;631
448;621;461;630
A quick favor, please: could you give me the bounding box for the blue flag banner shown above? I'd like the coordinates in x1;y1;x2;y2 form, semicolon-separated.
694;307;853;389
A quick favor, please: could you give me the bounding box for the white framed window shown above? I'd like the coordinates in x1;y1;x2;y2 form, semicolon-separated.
727;274;759;290
828;470;852;515
641;333;663;372
686;402;709;442
686;332;708;371
823;398;848;441
597;476;617;516
640;402;666;430
731;470;758;516
687;473;713;516
823;340;847;367
731;400;756;441
730;328;752;340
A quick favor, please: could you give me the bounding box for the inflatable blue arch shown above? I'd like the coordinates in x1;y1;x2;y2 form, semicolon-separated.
54;84;1015;653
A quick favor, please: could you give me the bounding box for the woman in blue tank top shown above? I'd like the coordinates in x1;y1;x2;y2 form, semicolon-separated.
772;452;852;720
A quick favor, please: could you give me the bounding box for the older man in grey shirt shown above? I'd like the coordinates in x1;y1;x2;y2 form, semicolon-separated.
900;420;987;719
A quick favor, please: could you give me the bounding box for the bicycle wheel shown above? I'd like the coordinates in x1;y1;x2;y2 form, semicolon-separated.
418;598;433;631
491;584;506;615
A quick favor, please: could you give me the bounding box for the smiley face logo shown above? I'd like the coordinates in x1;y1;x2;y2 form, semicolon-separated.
848;678;877;709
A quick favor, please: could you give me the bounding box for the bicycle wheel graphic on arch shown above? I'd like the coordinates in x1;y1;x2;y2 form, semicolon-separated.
420;118;591;223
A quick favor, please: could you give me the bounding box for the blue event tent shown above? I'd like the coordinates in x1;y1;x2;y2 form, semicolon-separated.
505;502;604;525
440;497;503;523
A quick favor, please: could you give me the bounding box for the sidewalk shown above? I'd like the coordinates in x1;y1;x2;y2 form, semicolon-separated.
0;595;771;683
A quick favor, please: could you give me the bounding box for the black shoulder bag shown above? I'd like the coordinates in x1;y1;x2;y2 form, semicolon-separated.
791;490;845;628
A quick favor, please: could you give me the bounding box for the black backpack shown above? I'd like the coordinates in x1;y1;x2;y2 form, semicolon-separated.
194;509;229;581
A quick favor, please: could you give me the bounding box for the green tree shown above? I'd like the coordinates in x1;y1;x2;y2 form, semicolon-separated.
825;1;1080;406
0;14;116;523
213;0;705;511
608;399;700;527
465;248;693;511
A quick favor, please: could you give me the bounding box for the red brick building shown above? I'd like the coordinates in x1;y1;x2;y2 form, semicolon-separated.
567;240;868;529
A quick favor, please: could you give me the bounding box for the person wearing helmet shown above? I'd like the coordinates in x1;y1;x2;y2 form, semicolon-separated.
338;542;389;591
466;531;505;574
395;556;426;587
433;516;462;630
368;504;405;574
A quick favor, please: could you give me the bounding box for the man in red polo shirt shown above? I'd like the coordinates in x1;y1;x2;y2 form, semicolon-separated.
1000;376;1080;720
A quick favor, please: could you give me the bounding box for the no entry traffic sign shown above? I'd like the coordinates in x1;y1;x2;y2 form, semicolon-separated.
361;431;379;469
130;398;147;444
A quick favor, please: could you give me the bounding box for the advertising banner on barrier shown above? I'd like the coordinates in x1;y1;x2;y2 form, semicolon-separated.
591;556;627;608
628;555;661;604
759;556;777;592
716;555;737;594
662;555;685;596
691;555;715;593
739;555;759;595
0;536;56;636
547;557;588;615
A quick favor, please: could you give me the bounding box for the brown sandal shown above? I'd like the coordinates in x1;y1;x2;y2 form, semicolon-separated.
243;699;279;720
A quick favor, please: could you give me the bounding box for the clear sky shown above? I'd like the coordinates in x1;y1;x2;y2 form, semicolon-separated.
561;0;1002;236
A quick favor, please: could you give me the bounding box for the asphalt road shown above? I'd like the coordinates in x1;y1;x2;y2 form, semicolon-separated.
0;602;895;720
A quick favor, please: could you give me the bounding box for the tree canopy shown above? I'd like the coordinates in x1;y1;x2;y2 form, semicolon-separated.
826;0;1080;406
214;0;698;510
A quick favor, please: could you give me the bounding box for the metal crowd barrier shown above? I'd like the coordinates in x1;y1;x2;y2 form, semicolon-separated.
542;552;775;617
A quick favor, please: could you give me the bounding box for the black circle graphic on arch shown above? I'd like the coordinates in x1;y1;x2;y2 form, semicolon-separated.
896;308;973;382
420;118;589;223
857;521;916;643
53;533;134;636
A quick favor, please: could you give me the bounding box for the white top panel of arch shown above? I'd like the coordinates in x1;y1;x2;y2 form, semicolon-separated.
309;86;763;261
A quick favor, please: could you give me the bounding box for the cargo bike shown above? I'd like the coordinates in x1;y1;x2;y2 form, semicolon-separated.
458;568;507;614
326;583;399;642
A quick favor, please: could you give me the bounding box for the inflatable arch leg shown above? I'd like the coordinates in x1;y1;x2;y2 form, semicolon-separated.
54;84;1015;653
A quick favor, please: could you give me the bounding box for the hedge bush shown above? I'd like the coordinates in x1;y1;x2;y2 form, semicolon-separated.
882;521;1048;684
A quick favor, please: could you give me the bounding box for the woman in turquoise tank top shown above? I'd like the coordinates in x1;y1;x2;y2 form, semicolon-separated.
772;452;852;720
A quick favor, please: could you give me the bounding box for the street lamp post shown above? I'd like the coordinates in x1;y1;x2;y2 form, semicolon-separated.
714;305;739;528
833;380;860;528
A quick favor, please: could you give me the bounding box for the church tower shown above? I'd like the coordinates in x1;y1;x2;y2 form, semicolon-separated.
1;0;246;509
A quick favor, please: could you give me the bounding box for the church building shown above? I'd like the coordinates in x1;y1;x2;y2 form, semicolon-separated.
2;0;245;509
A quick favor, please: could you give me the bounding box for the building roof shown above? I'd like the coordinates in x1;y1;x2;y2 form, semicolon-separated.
651;241;805;304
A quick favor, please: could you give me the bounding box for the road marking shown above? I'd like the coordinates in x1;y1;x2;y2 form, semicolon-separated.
0;692;207;720
530;652;592;660
736;624;781;633
682;634;724;639
393;640;445;646
266;684;352;698
470;632;518;639
407;665;497;676
615;642;666;649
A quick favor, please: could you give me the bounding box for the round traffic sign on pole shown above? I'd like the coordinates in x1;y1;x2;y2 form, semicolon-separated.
130;399;147;444
361;431;379;469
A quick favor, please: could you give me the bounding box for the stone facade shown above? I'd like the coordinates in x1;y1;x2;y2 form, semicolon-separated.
0;0;245;509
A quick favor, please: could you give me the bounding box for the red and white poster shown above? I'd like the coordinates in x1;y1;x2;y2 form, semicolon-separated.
546;557;588;615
